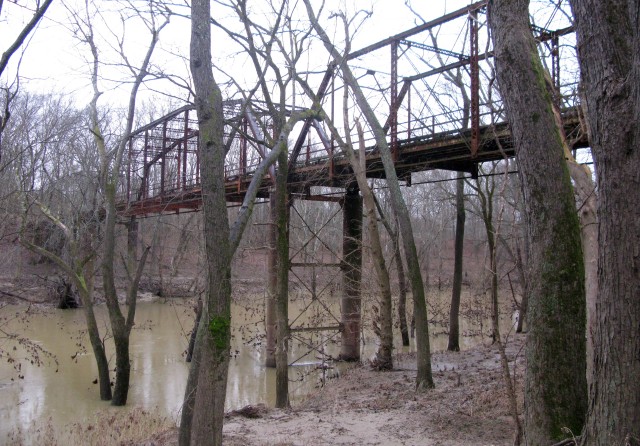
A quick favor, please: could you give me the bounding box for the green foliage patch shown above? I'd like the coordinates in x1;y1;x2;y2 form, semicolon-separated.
208;316;230;350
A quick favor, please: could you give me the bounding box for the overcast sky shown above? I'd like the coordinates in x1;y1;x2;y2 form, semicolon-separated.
3;1;480;106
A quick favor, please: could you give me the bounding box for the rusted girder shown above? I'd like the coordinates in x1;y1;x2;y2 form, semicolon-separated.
346;0;487;59
470;10;480;157
289;64;335;170
390;40;399;161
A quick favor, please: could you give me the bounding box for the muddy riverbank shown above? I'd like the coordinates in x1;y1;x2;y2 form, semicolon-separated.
146;334;525;446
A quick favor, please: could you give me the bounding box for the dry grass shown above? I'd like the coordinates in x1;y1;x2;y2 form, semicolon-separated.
6;407;174;446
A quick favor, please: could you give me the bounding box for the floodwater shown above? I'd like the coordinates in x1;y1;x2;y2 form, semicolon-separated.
0;292;502;442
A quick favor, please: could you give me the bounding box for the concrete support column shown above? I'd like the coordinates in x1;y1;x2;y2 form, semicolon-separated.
340;186;363;361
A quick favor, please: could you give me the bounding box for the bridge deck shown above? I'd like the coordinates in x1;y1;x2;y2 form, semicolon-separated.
118;111;586;217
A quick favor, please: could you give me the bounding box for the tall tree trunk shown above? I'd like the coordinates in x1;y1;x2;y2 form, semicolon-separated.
304;0;434;389
365;196;394;369
78;254;112;401
181;1;232;444
186;298;202;363
514;231;528;333
395;236;410;347
569;1;640;444
274;151;290;409
101;180;131;406
80;225;112;401
265;191;277;368
448;173;466;352
488;1;587;443
111;332;130;404
551;81;599;397
179;322;202;446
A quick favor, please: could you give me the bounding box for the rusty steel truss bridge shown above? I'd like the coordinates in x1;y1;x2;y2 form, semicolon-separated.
114;0;589;367
117;0;587;217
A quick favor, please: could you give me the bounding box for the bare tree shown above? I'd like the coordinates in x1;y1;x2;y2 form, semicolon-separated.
467;161;523;444
180;1;323;441
179;2;231;443
448;172;465;351
303;0;435;389
68;0;168;406
0;0;54;161
12;91;113;401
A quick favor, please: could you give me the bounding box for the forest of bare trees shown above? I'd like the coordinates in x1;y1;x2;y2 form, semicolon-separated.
1;1;638;445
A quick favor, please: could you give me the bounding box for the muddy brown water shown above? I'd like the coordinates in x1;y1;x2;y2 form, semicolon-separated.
1;292;511;442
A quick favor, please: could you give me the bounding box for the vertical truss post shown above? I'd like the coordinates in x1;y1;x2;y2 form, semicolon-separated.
390;40;399;161
240;117;247;176
239;117;247;192
329;74;335;179
127;137;132;202
182;109;189;190
407;83;412;139
339;186;363;361
470;10;480;157
552;35;560;91
143;130;149;199
161;120;167;196
176;132;182;192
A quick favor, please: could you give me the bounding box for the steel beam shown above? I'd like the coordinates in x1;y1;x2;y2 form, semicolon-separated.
339;187;363;361
347;0;487;59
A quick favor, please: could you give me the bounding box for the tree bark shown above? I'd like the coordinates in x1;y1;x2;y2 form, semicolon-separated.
488;1;587;443
569;1;640;444
448;173;465;352
395;236;410;347
274;151;290;409
78;221;112;401
180;1;232;444
265;191;277;368
550;78;598;396
186;298;202;363
514;229;528;333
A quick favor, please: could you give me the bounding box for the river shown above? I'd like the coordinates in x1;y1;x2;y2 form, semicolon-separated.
0;292;501;442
